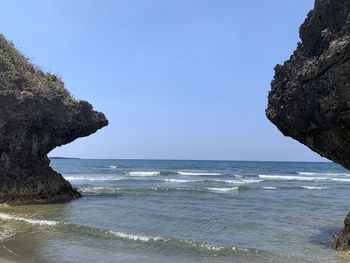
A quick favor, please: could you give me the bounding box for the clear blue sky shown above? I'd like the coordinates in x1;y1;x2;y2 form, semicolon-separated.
1;0;325;161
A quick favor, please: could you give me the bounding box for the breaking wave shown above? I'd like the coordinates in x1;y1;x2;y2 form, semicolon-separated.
127;171;161;177
164;179;198;183
0;212;57;226
206;187;238;193
258;175;323;181
297;171;350;176
262;186;277;190
177;171;222;176
78;187;121;194
301;186;328;190
0;212;258;256
259;174;350;183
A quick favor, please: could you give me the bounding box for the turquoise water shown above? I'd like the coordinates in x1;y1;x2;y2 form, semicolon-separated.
0;159;350;262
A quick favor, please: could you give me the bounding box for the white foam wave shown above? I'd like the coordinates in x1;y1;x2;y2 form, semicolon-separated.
330;178;350;182
108;230;251;253
64;176;122;181
109;165;118;169
127;171;161;177
262;186;277;190
259;175;324;181
297;172;317;175
241;179;263;184
297;171;350;176
259;174;350;183
301;186;328;190
0;212;57;226
163;178;262;185
206;187;238;193
177;171;222;176
212;179;262;184
164;179;198;183
109;230;162;242
79;187;121;194
211;179;239;184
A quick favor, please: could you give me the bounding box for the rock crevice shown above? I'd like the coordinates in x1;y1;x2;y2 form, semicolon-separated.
0;34;108;204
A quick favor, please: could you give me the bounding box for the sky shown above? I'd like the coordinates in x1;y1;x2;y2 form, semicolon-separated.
0;0;325;161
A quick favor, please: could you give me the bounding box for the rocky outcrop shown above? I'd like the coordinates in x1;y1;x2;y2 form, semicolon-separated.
0;34;108;204
332;212;350;250
265;0;350;250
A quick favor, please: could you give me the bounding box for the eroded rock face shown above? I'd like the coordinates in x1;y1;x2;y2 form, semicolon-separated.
0;34;108;204
332;212;350;250
265;0;350;250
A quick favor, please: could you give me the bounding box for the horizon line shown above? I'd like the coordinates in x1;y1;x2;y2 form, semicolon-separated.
48;156;332;163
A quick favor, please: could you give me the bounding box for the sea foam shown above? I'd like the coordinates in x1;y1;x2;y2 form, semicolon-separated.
109;230;253;254
109;230;162;242
164;179;198;183
301;186;328;190
297;171;350;176
330;178;350;182
259;175;324;181
127;171;161;177
0;212;57;226
206;187;238;193
0;212;257;256
262;186;277;190
79;187;121;194
64;176;122;181
259;174;350;183
177;171;222;176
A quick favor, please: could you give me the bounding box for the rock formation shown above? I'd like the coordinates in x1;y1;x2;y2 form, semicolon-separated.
265;0;350;250
0;34;108;204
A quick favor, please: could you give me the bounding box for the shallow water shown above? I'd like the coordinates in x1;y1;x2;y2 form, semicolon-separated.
0;159;350;262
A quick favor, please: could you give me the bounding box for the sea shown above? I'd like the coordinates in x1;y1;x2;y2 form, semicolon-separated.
0;159;350;263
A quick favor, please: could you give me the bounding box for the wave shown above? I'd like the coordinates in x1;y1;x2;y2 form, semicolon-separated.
79;187;121;194
164;179;198;183
0;212;57;226
177;171;222;176
64;176;123;181
259;175;324;181
206;187;238;193
77;186;246;195
109;230;162;242
109;165;118;169
212;179;262;184
259;174;350;183
297;171;350;176
301;186;328;190
108;230;255;253
162;178;261;185
0;212;258;256
262;186;277;190
330;178;350;182
127;171;161;177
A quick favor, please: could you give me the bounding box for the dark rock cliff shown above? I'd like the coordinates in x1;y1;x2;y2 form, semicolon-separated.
265;0;350;250
0;35;108;204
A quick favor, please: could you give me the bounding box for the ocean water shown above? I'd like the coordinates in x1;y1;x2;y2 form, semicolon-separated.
0;159;350;262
